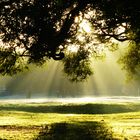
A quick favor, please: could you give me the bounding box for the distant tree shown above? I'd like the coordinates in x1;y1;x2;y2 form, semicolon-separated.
0;0;140;81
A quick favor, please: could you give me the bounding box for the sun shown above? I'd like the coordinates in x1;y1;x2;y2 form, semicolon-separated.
67;45;79;53
79;19;91;33
66;19;93;53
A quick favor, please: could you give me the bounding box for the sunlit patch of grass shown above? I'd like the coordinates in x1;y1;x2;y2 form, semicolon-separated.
0;102;139;139
107;112;140;139
0;126;42;140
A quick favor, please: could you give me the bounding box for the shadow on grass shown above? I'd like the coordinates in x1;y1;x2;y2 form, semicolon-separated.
0;103;140;114
34;121;119;140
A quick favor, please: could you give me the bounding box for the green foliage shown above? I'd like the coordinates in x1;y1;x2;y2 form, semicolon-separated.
107;43;119;52
118;41;140;80
0;48;28;75
1;0;140;80
63;48;93;82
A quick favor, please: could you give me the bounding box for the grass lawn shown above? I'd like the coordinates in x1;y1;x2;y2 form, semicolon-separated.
0;100;140;140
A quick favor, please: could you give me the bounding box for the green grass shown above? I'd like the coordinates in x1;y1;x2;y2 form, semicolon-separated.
0;101;140;139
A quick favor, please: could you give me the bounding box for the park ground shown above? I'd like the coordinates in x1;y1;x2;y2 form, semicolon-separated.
0;98;140;140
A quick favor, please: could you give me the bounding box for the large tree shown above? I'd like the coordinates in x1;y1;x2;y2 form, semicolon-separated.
0;0;140;81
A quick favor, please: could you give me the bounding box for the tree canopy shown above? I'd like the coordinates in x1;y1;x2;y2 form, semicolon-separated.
0;0;140;81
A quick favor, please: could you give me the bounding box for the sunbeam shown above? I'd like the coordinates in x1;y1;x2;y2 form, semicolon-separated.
0;47;139;99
